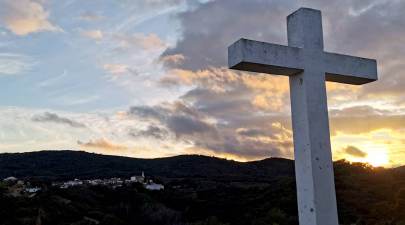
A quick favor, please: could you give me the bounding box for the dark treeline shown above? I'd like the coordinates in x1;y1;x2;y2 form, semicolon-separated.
0;151;405;225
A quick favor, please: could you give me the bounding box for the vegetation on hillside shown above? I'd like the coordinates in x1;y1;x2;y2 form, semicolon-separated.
0;151;404;225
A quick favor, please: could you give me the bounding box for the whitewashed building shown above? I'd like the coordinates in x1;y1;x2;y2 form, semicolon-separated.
145;183;164;191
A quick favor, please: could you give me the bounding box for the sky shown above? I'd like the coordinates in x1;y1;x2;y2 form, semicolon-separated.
0;0;404;167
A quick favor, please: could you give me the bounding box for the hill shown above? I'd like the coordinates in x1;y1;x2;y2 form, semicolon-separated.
0;150;294;181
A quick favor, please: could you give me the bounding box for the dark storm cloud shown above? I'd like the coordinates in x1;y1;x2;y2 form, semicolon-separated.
179;83;293;158
237;128;268;137
129;105;166;121
32;112;86;128
343;146;367;158
302;0;405;54
191;119;293;159
129;125;169;140
129;99;293;159
182;87;255;121
167;115;215;137
177;79;293;159
129;102;217;138
162;0;298;71
300;0;405;97
154;0;405;159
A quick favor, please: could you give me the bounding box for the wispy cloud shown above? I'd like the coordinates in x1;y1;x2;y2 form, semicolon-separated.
0;107;169;158
0;53;36;76
65;95;100;106
114;33;166;51
103;63;137;76
36;70;68;88
32;112;86;128
78;11;104;22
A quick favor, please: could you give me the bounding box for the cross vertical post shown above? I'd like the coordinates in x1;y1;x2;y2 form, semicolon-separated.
287;9;338;225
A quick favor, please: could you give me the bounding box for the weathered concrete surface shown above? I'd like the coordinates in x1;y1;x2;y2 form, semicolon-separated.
323;52;377;84
228;7;378;225
228;39;303;75
228;39;377;84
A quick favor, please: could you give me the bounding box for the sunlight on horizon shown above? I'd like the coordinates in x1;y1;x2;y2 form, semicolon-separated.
341;144;390;167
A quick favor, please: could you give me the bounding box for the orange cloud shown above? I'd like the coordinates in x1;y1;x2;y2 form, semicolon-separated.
115;33;166;51
81;29;103;40
161;68;291;112
103;63;129;75
77;138;128;151
330;115;405;135
161;68;289;91
160;54;185;67
0;0;62;35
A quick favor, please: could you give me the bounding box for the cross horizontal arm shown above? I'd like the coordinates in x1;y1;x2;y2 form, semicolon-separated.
323;52;377;85
228;38;303;76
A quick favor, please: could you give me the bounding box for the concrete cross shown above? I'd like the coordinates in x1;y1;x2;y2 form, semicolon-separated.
228;8;377;225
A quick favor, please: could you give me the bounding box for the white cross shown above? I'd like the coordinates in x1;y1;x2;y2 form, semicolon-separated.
228;8;377;225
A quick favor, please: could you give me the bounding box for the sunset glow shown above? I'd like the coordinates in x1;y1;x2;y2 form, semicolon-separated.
342;147;390;167
365;151;389;167
0;0;404;168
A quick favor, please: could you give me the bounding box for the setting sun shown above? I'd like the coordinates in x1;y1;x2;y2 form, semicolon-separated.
342;146;390;167
365;151;389;167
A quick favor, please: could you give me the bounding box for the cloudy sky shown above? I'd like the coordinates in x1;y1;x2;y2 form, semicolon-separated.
0;0;404;167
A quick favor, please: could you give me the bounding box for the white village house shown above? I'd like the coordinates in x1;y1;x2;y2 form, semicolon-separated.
3;177;18;182
145;182;164;191
52;171;164;191
130;171;145;183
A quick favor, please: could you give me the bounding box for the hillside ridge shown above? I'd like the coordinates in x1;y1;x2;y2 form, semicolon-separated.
0;150;294;180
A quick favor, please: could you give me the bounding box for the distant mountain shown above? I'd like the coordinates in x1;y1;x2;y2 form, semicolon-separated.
0;150;294;181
